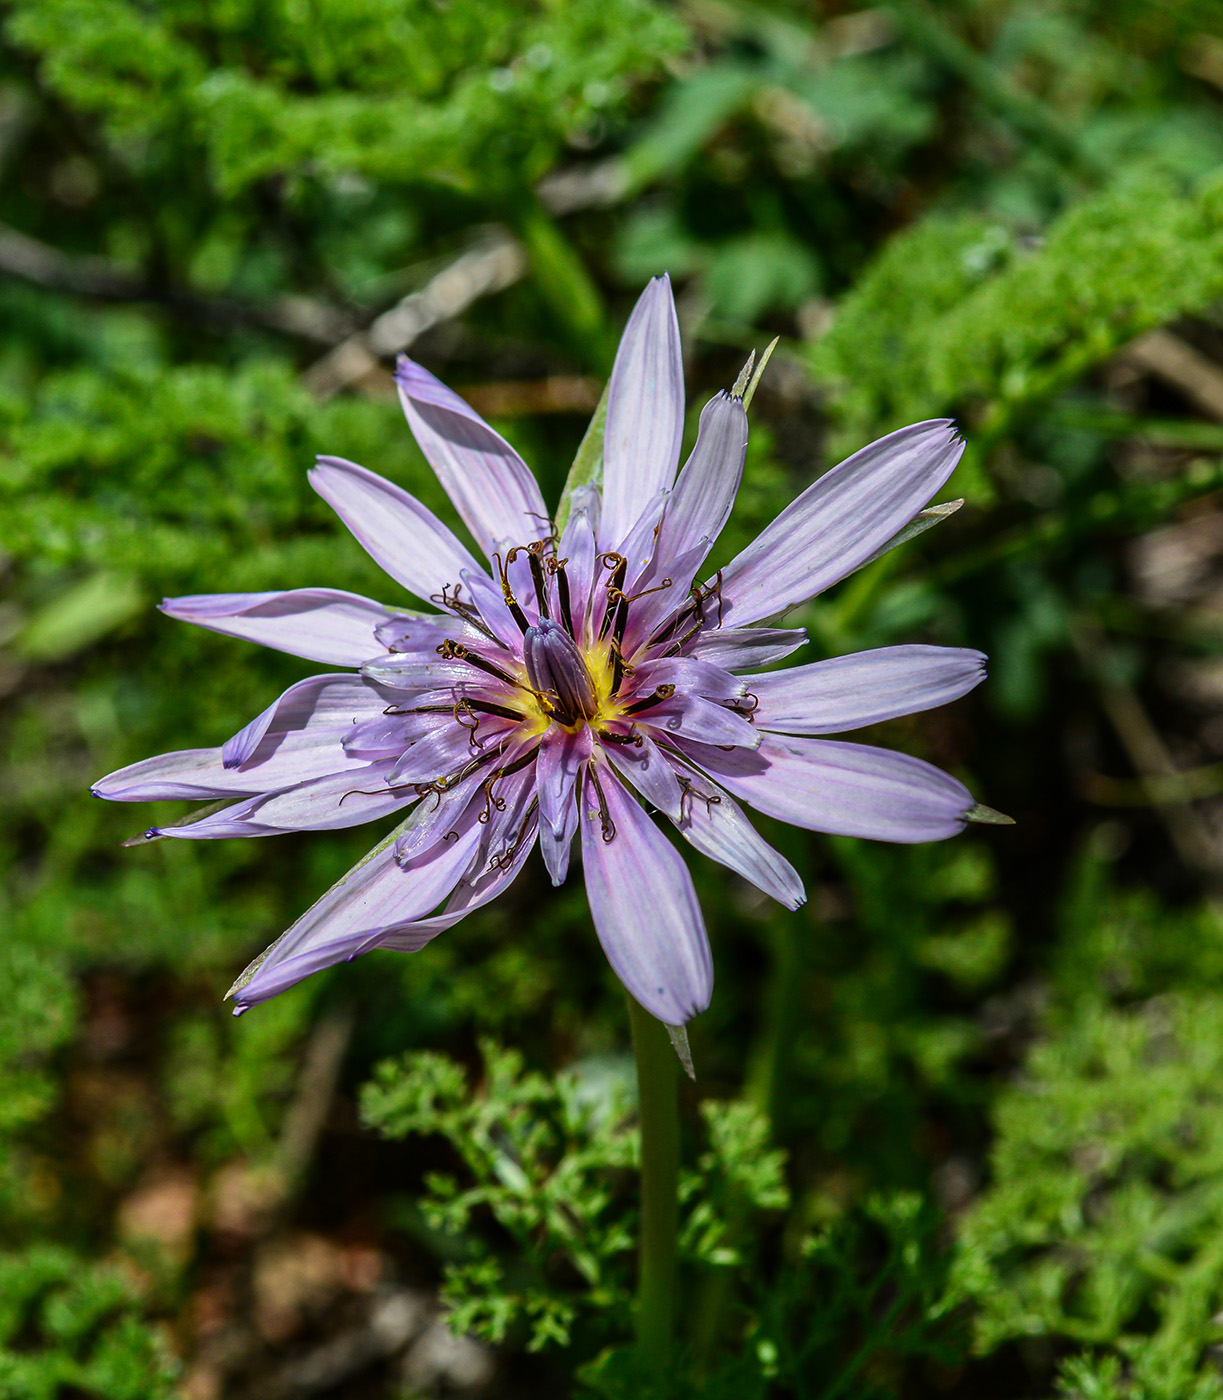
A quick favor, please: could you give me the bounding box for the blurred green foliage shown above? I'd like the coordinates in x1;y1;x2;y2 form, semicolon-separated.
4;0;1223;1393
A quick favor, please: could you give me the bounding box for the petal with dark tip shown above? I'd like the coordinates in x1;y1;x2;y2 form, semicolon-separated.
154;762;414;839
160;589;396;666
310;455;482;601
580;760;712;1024
599;275;684;551
93;748;322;803
229;814;485;1007
747;646;987;734
715;421;964;626
679;734;975;843
395;356;549;557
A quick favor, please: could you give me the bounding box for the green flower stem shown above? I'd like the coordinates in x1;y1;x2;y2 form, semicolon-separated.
628;995;680;1367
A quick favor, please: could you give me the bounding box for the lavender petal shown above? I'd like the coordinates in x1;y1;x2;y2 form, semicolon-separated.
679;734;976;843
160;589;395;666
686;626;809;671
599;275;684;551
665;753;805;909
389;719;511;785
223;674;385;769
395;357;550;557
654;391;748;569
230;815;485;1007
579;759;712;1024
643;695;760;750
536;726;592;836
601;732;684;820
716;421;964;626
748;645;988;734
153;761;415;839
310;455;482;601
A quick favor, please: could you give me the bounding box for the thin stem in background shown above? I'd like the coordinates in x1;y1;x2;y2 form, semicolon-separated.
628;994;680;1369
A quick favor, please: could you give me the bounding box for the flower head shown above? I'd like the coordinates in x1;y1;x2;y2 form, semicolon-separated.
94;277;992;1025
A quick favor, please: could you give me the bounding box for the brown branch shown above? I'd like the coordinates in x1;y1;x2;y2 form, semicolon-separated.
300;229;527;401
1123;328;1223;423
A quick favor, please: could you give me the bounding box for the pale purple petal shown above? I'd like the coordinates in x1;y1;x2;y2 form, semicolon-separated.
599;276;684;551
679;734;975;843
536;726;592;836
616;490;671;591
748;646;988;734
391;731;538;865
375;612;484;653
395;356;549;557
460;567;530;652
601;732;683;820
643;695;760;750
394;768;486;865
230;815;485;1007
557;497;599;639
665;754;805;909
654;391;747;569
686;626;808;671
378;800;541;951
360;653;490;693
93;748;282;802
154;762;414;839
580;760;711;1023
223;674;385;769
539;802;578;886
389;719;512;784
310;455;482;601
160;589;395;666
716;421;964;626
631;655;745;704
344;709;451;760
620;538;712;658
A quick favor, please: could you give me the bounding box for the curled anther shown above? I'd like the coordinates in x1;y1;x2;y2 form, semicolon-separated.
438;639;468;659
453;699;484;751
677;775;723;822
626;577;673;604
487;797;540;873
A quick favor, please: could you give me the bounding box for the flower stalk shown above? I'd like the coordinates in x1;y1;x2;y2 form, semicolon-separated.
628;994;680;1368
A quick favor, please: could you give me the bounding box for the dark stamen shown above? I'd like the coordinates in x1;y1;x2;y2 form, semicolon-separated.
597;726;643;747
678;775;722;822
488;796;540;872
492;553;531;635
550;556;576;637
620;683;676;716
437;639;523;689
528;541;551;620
597;553;627;640
585;765;616;843
478;749;539;824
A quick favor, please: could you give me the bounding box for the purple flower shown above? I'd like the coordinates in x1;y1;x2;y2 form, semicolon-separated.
94;277;991;1026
